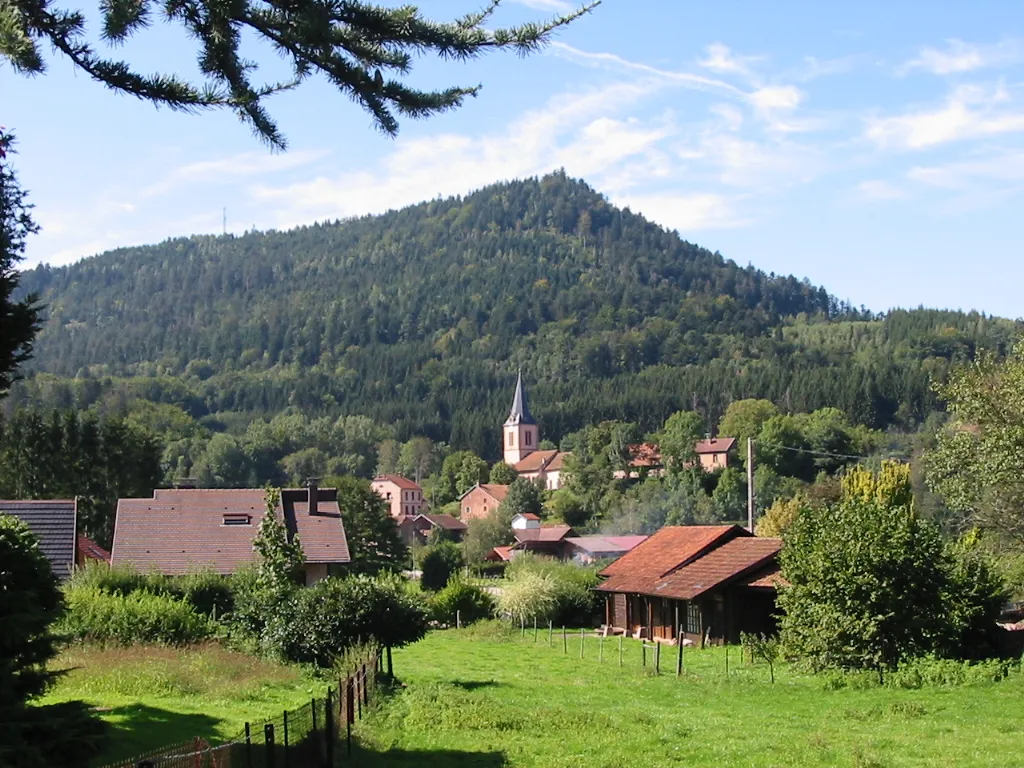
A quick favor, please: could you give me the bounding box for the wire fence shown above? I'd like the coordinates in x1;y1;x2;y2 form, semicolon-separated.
100;649;381;768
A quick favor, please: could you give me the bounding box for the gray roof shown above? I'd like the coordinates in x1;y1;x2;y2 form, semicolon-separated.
504;371;536;426
0;500;78;581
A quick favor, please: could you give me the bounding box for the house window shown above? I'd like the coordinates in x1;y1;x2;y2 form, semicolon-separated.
222;514;251;526
685;602;701;635
464;506;470;515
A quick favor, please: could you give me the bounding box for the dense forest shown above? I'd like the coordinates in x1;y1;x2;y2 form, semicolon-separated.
10;172;1021;460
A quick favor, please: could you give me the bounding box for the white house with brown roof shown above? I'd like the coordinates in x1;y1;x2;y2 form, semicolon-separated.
111;481;350;585
695;438;737;471
459;483;508;522
501;374;569;490
371;474;426;519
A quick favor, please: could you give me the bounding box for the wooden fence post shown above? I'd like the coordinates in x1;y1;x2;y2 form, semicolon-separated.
599;635;604;663
283;710;290;768
580;628;585;659
264;723;275;768
456;609;461;629
325;688;334;768
311;698;318;734
521;615;525;637
725;644;729;677
244;722;252;768
362;664;369;706
346;677;354;757
356;675;362;720
676;625;683;676
655;642;661;675
562;626;567;654
533;616;538;642
618;634;623;667
548;620;553;646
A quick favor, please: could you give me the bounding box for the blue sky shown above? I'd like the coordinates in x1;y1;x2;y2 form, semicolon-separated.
4;0;1024;317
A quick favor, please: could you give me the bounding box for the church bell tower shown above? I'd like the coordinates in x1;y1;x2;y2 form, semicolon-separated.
503;371;538;466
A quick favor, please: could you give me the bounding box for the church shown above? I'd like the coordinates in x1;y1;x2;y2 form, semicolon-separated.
502;373;569;491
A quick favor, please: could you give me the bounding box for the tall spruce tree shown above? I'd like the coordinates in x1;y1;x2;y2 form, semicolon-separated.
0;131;42;397
331;475;408;575
2;1;596;148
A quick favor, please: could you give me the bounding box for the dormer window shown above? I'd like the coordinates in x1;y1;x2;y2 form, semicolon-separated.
222;513;251;526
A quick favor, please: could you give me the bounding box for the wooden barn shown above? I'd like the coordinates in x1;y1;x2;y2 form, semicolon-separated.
596;525;783;646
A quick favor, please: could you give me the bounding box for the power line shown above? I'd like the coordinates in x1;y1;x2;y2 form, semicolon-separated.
757;441;875;461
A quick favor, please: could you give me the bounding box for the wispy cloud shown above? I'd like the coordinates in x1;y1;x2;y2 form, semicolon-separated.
616;192;746;232
865;84;1024;149
900;39;1021;76
142;150;328;198
697;43;763;78
907;150;1024;189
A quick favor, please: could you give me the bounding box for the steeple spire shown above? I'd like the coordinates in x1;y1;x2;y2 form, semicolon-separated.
505;370;536;426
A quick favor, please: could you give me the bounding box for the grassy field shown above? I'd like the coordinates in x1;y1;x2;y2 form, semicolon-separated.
352;625;1024;768
39;644;321;764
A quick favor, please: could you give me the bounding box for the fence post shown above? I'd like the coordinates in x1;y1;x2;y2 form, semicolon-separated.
264;724;275;768
655;642;661;675
283;710;289;768
346;677;354;757
548;620;553;646
642;642;647;668
725;644;729;677
362;663;369;707
676;625;683;676
562;626;567;654
521;615;525;637
580;628;585;659
599;635;604;663
325;688;334;768
194;736;202;768
311;698;318;735
533;616;538;642
457;609;461;629
618;634;623;667
356;674;362;720
244;722;252;768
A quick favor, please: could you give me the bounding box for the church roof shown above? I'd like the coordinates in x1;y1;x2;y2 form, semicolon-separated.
504;371;536;426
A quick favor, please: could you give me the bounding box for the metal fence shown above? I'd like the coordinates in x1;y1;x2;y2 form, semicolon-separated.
103;652;380;768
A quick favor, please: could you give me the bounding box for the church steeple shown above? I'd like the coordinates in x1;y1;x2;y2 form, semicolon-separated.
504;370;536;426
502;371;539;465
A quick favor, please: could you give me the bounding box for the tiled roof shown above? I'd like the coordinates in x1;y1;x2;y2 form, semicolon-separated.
648;537;782;600
695;437;737;454
372;474;421;491
113;488;349;575
1;500;77;581
565;535;649;555
77;534;111;563
513;524;573;543
513;449;560;473
546;452;568;471
627;443;663;468
461;484;509;502
517;513;541;521
423;514;468;531
597;525;742;593
486;546;514;562
740;563;788;589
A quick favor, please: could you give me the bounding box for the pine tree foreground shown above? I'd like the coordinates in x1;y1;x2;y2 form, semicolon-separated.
2;0;596;148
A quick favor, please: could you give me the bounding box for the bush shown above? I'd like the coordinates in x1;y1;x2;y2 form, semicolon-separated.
58;587;215;646
470;561;508;579
886;656;1016;689
505;554;600;626
67;561;157;596
68;562;234;618
498;571;557;624
420;542;464;592
430;579;494;626
176;571;234;618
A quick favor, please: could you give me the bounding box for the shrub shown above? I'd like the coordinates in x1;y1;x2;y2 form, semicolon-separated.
470;561;507;579
67;561;156;596
505;554;599;626
886;656;1016;689
58;587;215;646
498;571;557;624
176;571;235;618
430;579;495;626
420;542;464;592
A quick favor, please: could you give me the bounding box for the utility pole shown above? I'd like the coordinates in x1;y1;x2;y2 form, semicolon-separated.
747;437;755;532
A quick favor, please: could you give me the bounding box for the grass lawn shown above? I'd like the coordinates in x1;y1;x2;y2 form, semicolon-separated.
39;644;321;764
352;625;1024;768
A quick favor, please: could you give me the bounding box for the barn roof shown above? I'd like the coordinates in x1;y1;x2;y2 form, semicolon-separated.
694;437;737;454
649;537;782;600
513;524;574;543
598;525;741;588
422;514;468;531
112;488;349;575
564;535;648;556
0;500;77;581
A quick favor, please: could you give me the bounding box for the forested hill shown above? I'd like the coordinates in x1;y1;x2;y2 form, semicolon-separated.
12;172;1021;457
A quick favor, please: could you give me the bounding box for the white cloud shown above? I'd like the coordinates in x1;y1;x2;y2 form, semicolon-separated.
856;180;907;200
143;150;328;198
683;133;822;189
865;84;1024;149
750;85;803;111
901;39;1021;76
907;150;1024;189
697;43;762;77
616;192;744;232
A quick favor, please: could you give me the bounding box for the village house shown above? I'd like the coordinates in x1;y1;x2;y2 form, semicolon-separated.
596;525;782;646
503;373;570;491
371;474;427;519
0;499;100;581
695;437;737;472
398;513;468;546
111;481;350;585
459;483;509;522
509;513;576;557
614;438;738;480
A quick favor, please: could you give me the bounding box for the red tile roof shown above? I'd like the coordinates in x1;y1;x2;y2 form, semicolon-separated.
518;513;541;521
423;514;468;531
627;443;663;468
546;452;568;471
476;484;509;502
648;537;782;600
513;524;574;543
597;525;743;593
513;449;561;473
695;437;737;455
77;534;111;563
486;546;514;562
740;563;788;589
113;488;349;575
564;535;648;555
372;474;421;491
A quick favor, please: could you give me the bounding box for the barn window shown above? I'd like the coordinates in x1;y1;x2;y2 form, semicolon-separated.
685;602;701;635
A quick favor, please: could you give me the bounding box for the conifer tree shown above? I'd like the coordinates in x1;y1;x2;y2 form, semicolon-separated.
332;475;408;575
2;0;596;148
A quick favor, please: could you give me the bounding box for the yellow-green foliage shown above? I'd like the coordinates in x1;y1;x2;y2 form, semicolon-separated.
841;461;913;511
755;495;805;538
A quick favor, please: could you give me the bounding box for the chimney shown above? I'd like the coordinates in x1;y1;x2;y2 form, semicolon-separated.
307;477;320;515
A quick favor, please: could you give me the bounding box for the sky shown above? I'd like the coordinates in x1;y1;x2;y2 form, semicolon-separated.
4;0;1024;318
